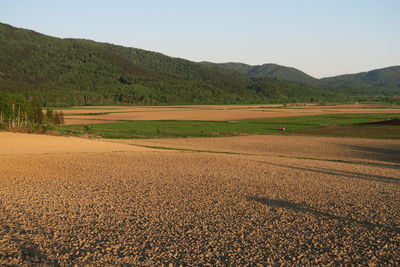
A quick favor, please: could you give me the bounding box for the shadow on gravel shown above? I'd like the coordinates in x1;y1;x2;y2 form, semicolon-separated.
247;196;400;233
18;241;59;266
0;221;60;266
339;144;400;165
0;204;60;266
259;161;400;185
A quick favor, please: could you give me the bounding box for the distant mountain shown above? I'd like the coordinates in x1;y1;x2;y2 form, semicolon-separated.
214;62;400;96
213;62;319;86
320;66;400;95
0;22;336;106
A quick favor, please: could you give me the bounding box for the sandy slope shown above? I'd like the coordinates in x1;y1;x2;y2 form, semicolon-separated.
0;133;399;265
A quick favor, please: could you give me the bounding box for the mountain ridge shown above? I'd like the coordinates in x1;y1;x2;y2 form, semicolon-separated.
213;62;400;94
319;66;400;95
0;22;398;105
211;62;319;86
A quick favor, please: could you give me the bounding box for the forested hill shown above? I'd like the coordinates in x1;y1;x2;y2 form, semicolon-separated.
319;66;400;95
214;62;400;96
212;62;319;87
0;22;397;106
0;23;336;105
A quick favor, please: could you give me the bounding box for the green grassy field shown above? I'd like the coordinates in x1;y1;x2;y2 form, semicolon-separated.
60;113;400;139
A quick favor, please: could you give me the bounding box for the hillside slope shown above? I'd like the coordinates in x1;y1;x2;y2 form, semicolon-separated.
320;66;400;95
0;23;335;105
214;62;319;86
216;62;400;97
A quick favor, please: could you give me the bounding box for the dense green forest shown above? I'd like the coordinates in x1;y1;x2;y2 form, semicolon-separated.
0;22;398;106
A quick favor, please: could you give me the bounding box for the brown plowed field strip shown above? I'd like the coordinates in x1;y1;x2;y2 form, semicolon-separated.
0;132;399;265
59;104;400;124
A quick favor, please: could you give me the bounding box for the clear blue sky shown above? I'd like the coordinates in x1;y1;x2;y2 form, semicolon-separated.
1;0;399;78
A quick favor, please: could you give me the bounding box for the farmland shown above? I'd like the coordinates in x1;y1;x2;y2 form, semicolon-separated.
0;132;399;265
58;104;400;139
1;103;399;265
1;3;399;265
59;104;400;125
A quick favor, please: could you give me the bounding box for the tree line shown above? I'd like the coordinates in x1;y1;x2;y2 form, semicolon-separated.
0;91;64;129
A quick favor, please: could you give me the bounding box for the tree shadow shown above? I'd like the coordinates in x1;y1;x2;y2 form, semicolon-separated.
0;223;60;266
19;241;59;266
247;196;399;233
258;161;400;185
338;144;400;165
0;203;60;266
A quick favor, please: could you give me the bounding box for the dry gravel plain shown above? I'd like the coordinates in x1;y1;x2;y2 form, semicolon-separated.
0;132;399;266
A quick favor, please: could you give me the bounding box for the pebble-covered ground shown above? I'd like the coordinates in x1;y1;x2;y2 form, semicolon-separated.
0;133;399;265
